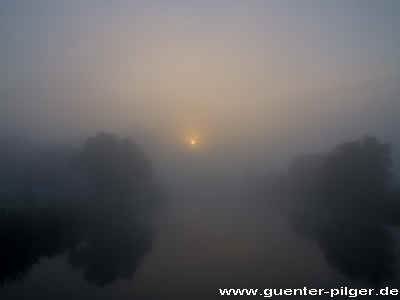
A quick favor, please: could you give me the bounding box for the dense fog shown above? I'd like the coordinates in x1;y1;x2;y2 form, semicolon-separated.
1;1;400;299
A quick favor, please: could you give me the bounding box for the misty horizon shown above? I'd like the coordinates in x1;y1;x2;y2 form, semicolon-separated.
1;1;400;299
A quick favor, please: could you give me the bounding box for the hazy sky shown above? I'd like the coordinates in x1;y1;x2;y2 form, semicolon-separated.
2;2;400;299
1;0;400;165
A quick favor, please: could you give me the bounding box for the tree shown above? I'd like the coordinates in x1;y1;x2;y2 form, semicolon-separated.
0;136;36;192
0;132;162;287
257;153;326;213
23;146;77;194
288;153;327;195
308;136;395;284
317;135;392;210
263;135;399;285
70;132;166;214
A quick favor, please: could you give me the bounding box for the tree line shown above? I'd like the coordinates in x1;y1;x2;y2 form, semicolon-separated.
259;135;400;285
0;132;167;286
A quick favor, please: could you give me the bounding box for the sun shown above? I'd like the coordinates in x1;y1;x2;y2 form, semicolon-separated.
191;140;196;145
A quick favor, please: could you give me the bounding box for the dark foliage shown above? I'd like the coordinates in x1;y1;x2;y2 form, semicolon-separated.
70;132;166;214
317;135;392;208
0;132;165;287
23;146;78;194
263;135;400;285
0;136;36;192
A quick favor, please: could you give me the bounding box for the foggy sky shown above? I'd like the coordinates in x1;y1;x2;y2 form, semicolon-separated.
1;1;399;160
1;1;400;299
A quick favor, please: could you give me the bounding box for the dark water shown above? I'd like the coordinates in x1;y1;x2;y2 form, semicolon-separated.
1;169;400;300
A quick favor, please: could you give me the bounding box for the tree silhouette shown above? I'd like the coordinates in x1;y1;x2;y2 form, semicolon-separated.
70;132;166;215
262;135;400;285
23;146;77;195
317;135;392;210
289;153;327;196
0;132;165;287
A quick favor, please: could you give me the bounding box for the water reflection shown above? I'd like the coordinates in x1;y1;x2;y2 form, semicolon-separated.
290;199;396;285
0;132;166;288
0;204;152;287
258;136;400;285
68;210;152;286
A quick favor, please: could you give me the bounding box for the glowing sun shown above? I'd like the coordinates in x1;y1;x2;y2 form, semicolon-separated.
191;140;196;145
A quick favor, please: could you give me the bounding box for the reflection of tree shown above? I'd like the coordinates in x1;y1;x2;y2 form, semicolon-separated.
261;136;400;285
0;203;153;287
0;206;84;285
0;132;166;287
68;215;152;286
